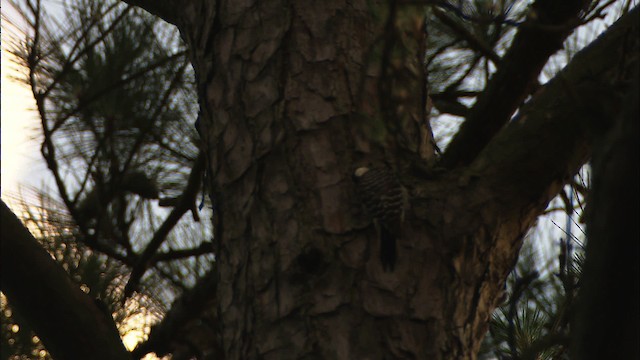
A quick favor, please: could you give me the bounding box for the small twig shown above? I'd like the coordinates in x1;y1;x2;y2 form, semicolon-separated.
42;3;130;99
432;7;501;65
51;50;188;133
506;271;539;359
124;152;205;300
397;0;522;27
151;242;214;263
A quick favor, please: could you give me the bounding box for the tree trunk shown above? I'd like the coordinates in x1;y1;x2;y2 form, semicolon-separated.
571;66;639;360
125;1;639;358
185;4;455;358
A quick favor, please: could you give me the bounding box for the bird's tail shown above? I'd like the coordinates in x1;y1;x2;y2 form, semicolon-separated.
380;226;397;272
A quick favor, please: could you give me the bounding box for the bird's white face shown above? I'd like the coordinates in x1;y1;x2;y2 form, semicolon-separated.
354;167;370;178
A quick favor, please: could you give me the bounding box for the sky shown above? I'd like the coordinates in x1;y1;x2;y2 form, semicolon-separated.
1;28;42;198
1;2;50;203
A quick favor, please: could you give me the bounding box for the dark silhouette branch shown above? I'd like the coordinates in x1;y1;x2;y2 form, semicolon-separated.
25;0;94;244
124;152;206;298
42;4;133;99
429;90;480;117
119;58;191;175
571;51;639;360
506;272;539;359
120;0;182;26
398;0;523;27
0;200;130;360
431;97;470;117
132;269;219;358
151;241;214;263
411;10;638;334
52;50;188;133
441;0;591;168
432;7;501;65
464;5;638;216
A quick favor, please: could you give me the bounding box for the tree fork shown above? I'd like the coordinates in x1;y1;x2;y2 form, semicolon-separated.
122;1;639;358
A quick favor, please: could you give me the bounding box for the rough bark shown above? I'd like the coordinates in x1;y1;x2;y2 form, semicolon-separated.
123;1;639;358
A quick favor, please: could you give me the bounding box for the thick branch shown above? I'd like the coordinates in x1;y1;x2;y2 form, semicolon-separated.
120;0;181;26
441;0;591;168
467;5;638;213
410;10;638;353
571;61;639;360
0;200;130;360
132;270;219;358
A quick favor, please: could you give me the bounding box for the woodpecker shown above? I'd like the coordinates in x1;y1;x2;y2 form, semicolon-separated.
353;166;406;271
